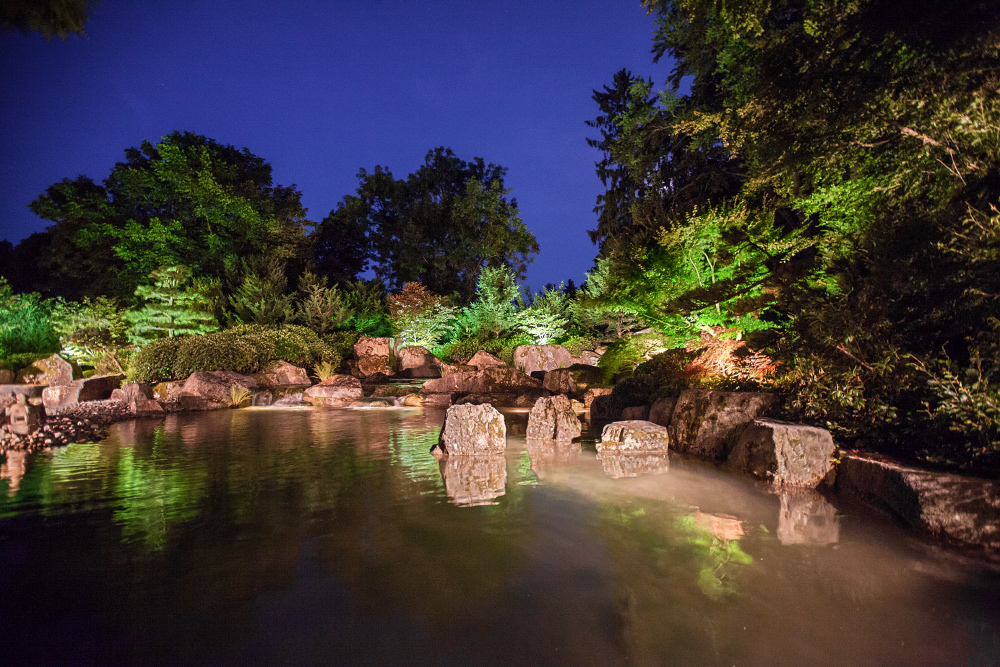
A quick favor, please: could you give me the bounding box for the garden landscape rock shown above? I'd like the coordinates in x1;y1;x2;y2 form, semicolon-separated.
648;397;676;428
397;346;442;378
668;389;777;460
726;419;836;488
512;344;573;375
353;336;394;377
42;374;124;411
15;354;77;386
422;366;542;395
526;395;581;441
252;361;311;387
584;387;612;411
441;403;506;455
467;351;505;369
182;371;258;407
303;374;363;407
597;420;670;453
0;369;14;384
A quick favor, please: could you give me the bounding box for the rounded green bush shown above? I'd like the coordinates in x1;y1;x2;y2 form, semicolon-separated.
128;337;184;384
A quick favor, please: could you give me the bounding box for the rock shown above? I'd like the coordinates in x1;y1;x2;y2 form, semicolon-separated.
441;454;507;506
422;393;455;408
597;452;670;478
541;369;574;394
152;381;186;401
42;374;124;411
402;393;424;407
668;389;777;460
371;384;418;398
583;387;612;410
422;367;542;395
252;361;311;387
131;398;166;418
648;397;676;428
526;395;581;441
621;405;649;420
467;351;506;370
589;394;618;421
110;382;153;403
0;385;44;400
351;399;393;408
15;354;77;386
353;336;394;377
836;454;1000;557
542;364;605;394
597;420;670;453
512;344;573;375
441;403;507;455
397;346;443;378
455;393;518;407
0;369;14;384
514;389;552;407
178;395;217;411
181;371;258;407
727;419;837;488
777;489;840;546
571;350;602;366
302;374;363;407
361;372;393;386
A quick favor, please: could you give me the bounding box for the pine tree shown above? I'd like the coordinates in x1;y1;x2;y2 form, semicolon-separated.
126;265;218;346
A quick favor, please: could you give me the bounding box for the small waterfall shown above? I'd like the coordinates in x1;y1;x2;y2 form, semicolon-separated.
251;390;274;407
272;392;304;406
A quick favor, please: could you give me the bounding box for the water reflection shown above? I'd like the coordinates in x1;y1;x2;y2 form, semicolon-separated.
777;489;841;546
525;439;581;480
596;451;670;478
0;450;29;497
440;454;507;507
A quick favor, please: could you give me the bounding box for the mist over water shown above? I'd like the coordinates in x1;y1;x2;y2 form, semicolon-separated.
1;408;998;666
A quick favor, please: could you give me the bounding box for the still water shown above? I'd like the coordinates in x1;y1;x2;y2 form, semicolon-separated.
0;407;998;666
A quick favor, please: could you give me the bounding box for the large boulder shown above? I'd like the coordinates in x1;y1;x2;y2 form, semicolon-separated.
422;366;542;395
422;393;455;408
181;371;258;407
42;374;124;411
597;420;670;453
252;361;311;387
353;336;394;377
302;374;363;407
512;344;573;375
441;403;507;455
584;387;612;410
571;350;602;367
836;454;1000;557
727;419;836;488
152;381;186;401
526;395;581;441
621;405;649;420
589;394;618;421
541;364;606;395
397;346;442;378
467;351;506;370
441;454;507;506
648;397;676;428
668;389;777;460
111;382;154;403
15;354;77;386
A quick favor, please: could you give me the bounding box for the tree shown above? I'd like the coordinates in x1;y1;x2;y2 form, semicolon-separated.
26;131;311;299
1;0;91;39
50;296;130;373
125;265;218;346
313;147;538;301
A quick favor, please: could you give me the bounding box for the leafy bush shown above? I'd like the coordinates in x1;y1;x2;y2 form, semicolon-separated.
324;330;361;358
600;349;695;415
0;279;59;358
129;337;184;383
436;332;531;365
290;271;352;335
173;331;263;378
388;282;457;347
517;285;569;344
50;296;131;372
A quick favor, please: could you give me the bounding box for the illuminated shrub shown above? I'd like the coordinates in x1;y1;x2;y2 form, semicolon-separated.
129;337;184;383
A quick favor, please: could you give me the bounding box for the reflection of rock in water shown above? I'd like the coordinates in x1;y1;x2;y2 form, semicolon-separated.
442;454;507;507
778;489;841;545
692;510;745;540
0;450;29;497
525;439;582;479
597;451;669;479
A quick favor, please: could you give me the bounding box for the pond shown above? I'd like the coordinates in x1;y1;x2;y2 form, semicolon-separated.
1;407;998;666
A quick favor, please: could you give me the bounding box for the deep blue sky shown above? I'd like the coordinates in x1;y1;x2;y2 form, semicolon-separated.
1;0;669;290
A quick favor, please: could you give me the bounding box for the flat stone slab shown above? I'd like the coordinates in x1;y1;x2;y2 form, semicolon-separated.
727;419;836;488
597;420;670;453
441;403;507;455
303;374;363;407
836;453;1000;559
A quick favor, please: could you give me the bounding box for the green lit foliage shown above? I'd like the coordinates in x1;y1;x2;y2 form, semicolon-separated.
0;278;59;359
517;284;569;345
226;256;294;326
323;330;362;359
290;271;352;336
126;265;219;346
27;131;310;299
313;147;538;301
127;337;183;384
388;282;457;348
452;265;521;341
50;296;131;373
343;279;391;336
571;256;640;341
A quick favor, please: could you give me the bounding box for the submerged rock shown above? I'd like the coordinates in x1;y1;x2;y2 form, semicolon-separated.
303;374;363;407
727;419;836;488
597;420;670;453
526;395;581;441
668;389;777;460
441;403;506;455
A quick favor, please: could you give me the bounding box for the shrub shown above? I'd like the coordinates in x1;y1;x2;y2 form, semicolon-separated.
436;332;531;365
129;337;184;383
324;330;361;358
173;331;263;378
0;279;59;358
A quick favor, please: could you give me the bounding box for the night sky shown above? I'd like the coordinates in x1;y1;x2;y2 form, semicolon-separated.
1;0;669;290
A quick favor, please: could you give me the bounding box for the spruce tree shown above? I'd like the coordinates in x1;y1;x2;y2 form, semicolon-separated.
126;265;218;346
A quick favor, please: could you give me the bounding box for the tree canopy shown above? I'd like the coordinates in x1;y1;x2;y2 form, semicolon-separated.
313;147;538;302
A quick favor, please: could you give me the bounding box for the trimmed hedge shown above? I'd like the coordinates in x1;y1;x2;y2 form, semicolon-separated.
129;325;339;384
